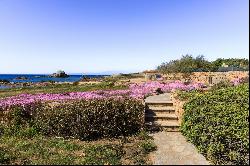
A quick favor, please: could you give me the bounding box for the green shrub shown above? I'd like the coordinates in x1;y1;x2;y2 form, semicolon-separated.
103;77;118;84
22;98;144;140
137;130;153;140
211;80;233;90
181;84;249;165
176;89;204;101
72;81;80;86
0;147;12;164
139;140;157;154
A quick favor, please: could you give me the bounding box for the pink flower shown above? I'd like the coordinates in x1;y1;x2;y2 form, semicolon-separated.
0;80;204;111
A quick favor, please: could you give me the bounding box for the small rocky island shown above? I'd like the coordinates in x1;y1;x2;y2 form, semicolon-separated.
15;76;28;80
49;70;69;78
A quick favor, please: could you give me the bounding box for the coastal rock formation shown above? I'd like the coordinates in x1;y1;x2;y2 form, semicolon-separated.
15;76;28;80
79;75;103;82
49;70;69;78
0;79;10;86
0;79;10;83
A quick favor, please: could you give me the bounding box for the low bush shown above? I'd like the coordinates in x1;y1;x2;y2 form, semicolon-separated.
181;84;249;165
3;98;144;140
240;76;249;83
139;140;157;154
176;89;204;101
102;77;119;84
211;80;233;90
72;81;80;86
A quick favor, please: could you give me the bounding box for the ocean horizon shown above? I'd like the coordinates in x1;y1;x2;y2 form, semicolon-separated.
0;74;109;83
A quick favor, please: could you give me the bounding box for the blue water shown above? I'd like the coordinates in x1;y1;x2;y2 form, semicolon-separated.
0;74;109;83
0;85;11;89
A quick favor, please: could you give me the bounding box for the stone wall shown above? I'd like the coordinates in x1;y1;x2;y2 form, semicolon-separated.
163;71;249;85
144;73;162;81
170;91;186;124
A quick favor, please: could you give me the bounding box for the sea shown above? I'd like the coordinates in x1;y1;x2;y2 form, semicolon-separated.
0;74;109;89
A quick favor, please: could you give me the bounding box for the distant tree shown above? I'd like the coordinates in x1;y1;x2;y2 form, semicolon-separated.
211;58;249;71
157;54;212;73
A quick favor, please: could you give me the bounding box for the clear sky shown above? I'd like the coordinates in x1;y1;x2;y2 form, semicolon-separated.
0;0;249;74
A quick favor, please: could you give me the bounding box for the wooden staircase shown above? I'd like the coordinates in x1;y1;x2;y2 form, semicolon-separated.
144;93;180;131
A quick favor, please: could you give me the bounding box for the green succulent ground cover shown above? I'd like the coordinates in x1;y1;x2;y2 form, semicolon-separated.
180;84;249;165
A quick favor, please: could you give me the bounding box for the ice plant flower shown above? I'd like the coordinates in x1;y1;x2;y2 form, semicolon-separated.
0;81;205;111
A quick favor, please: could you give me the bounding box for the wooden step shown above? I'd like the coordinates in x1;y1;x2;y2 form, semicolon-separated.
155;121;180;127
146;106;176;114
146;109;175;115
145;121;180;132
146;106;175;111
145;114;178;121
145;102;173;107
163;126;179;132
145;99;173;103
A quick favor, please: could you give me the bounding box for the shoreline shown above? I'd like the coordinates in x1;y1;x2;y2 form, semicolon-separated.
0;74;109;89
0;79;107;89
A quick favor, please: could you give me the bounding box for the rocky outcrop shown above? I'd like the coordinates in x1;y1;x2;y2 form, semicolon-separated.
15;76;28;80
0;79;10;83
49;70;69;78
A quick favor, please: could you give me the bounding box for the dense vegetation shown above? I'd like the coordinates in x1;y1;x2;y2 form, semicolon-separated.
211;58;249;71
180;84;249;165
157;55;249;73
0;97;156;165
175;89;205;101
157;55;211;73
2;98;144;140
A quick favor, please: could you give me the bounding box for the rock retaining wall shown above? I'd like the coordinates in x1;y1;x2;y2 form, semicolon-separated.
163;71;249;85
170;91;186;124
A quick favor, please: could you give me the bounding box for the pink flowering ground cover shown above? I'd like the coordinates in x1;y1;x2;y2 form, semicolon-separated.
0;81;205;111
231;77;247;86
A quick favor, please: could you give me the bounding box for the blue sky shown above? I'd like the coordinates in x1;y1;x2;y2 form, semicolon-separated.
0;0;249;74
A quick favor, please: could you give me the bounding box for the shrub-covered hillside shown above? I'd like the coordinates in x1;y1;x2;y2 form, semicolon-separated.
157;55;249;73
181;84;249;165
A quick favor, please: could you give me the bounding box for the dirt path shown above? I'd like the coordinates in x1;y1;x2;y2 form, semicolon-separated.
150;131;210;165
